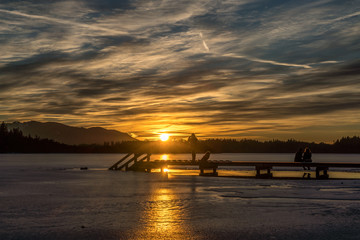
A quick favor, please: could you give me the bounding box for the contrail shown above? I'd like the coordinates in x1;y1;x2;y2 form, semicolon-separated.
198;34;310;68
330;11;360;23
0;9;128;35
199;32;209;52
202;40;209;52
224;53;312;69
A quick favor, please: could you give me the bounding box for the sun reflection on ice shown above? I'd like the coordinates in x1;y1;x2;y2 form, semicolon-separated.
136;188;191;239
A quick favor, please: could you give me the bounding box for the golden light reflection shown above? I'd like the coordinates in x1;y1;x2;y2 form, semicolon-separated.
160;133;170;141
136;188;191;239
161;154;168;161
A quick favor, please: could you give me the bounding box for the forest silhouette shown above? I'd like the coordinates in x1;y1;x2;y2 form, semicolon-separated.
1;123;359;153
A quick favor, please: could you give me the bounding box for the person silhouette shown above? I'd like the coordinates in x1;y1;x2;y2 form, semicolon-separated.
200;151;211;163
303;147;312;170
294;148;303;162
303;147;312;162
188;133;198;163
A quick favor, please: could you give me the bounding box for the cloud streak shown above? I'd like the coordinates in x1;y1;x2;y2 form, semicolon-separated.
329;11;360;23
0;8;128;35
223;53;312;69
0;0;359;142
199;32;210;52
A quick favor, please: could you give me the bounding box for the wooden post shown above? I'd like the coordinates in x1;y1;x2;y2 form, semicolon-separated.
316;167;329;179
134;154;138;163
199;162;218;176
256;167;261;177
255;166;273;178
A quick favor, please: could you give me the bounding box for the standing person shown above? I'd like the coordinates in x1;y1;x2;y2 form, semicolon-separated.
303;147;312;162
303;147;312;170
188;133;198;163
294;148;303;162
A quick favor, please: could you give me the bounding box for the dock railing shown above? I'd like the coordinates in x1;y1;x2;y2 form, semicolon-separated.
108;153;151;171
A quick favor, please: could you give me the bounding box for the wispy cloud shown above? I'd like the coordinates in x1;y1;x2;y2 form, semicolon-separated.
0;8;128;35
0;0;359;141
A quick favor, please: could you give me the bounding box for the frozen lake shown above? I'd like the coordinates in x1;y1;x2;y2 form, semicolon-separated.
1;154;360;239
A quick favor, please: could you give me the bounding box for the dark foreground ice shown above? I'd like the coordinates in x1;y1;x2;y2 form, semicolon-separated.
1;154;360;240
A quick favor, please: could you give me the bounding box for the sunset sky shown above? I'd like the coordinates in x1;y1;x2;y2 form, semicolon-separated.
0;0;359;142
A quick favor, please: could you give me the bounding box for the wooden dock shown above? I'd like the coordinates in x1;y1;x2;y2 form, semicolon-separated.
108;153;360;179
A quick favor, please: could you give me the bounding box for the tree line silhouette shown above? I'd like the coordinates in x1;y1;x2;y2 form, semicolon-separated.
1;122;359;153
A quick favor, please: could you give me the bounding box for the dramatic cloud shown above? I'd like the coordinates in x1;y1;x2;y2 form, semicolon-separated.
0;0;359;141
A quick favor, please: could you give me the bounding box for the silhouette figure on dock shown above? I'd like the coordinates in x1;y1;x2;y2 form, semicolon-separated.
188;133;198;163
199;151;217;176
303;147;312;162
303;147;312;171
294;148;303;162
200;151;211;163
294;147;312;171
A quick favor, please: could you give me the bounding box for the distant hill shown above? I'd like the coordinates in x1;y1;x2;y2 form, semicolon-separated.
6;121;136;145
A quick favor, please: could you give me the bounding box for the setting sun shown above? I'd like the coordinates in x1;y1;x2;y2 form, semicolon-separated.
160;133;170;141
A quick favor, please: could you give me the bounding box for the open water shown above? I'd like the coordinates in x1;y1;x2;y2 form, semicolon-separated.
1;153;360;240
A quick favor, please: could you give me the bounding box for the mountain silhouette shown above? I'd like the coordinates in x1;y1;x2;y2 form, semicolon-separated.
6;121;136;145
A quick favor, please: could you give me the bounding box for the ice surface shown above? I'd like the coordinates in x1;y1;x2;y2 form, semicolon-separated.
1;154;360;240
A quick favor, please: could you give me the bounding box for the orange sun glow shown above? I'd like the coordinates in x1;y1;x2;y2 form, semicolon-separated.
160;133;170;141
